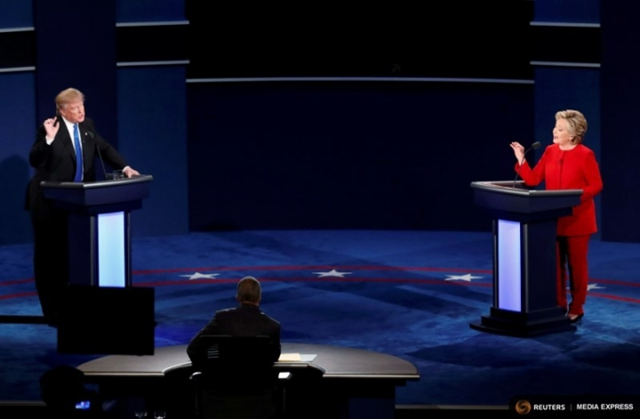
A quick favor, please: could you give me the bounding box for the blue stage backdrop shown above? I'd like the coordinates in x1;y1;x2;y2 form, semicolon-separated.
0;73;35;245
600;0;640;242
0;0;31;28
117;67;189;237
0;0;36;245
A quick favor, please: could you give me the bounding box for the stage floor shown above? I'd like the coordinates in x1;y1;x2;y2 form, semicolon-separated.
3;230;640;409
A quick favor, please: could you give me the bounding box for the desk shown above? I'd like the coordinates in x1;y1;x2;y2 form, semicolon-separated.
78;342;419;419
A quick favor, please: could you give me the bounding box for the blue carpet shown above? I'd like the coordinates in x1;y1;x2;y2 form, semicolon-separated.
2;230;640;407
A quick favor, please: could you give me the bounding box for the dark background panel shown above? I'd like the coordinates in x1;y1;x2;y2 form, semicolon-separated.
116;24;188;63
534;0;600;23
600;0;640;242
116;0;185;22
0;31;35;69
187;81;534;231
532;25;600;64
185;1;533;80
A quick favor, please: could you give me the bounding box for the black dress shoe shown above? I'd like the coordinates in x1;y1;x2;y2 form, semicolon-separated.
569;313;584;324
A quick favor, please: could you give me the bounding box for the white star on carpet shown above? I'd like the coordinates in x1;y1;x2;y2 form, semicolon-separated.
445;274;482;282
180;272;220;280
313;269;352;278
587;283;604;291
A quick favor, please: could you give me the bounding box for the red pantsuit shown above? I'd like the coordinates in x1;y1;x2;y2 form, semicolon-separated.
515;144;603;315
557;235;590;314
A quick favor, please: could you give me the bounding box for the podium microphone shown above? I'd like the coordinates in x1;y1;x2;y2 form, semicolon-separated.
513;141;541;188
84;131;109;180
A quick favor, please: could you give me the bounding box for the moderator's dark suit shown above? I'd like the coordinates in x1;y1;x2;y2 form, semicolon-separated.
186;303;282;419
25;117;129;322
187;303;282;365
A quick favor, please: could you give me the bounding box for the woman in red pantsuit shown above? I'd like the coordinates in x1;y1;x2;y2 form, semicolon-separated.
510;110;603;323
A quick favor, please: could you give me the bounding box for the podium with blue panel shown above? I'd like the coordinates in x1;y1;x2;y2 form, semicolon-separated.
41;175;153;288
41;175;155;355
469;180;582;337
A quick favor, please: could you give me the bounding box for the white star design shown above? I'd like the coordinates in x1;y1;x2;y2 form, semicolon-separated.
312;269;352;278
587;283;604;291
445;274;482;282
180;272;220;280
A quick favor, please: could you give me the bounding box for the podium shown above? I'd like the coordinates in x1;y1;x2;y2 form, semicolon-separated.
42;175;155;355
41;174;153;288
469;180;582;337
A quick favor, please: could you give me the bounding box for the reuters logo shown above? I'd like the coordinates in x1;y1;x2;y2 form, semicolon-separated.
515;400;532;415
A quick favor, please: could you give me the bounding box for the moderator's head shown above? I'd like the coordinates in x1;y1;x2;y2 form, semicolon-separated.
237;276;261;305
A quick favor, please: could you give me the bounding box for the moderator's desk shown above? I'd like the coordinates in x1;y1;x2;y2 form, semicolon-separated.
78;342;419;419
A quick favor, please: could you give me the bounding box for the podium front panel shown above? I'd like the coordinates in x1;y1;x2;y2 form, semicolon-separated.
97;212;126;287
497;220;521;312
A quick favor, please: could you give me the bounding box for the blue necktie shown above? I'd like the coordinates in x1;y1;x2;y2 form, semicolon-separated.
73;124;83;182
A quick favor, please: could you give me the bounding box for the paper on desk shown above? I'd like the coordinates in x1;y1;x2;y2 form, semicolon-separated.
278;353;317;362
279;353;301;361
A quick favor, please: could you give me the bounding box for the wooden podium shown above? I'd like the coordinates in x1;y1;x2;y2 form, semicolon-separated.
469;180;582;337
41;174;153;288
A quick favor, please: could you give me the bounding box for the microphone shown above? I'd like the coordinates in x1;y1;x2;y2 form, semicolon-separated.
85;131;108;180
513;141;541;188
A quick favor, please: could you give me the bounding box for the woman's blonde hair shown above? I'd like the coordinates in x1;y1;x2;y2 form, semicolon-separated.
556;109;588;144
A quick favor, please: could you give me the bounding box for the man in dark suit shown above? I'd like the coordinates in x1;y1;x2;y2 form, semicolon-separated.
186;276;282;419
187;276;282;363
25;87;140;326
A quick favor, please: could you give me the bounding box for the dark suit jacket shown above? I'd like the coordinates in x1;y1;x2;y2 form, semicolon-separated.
187;303;282;366
25;117;128;222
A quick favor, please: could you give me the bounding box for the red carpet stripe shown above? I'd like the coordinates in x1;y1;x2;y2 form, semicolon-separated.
0;291;38;300
588;292;640;304
0;278;34;286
